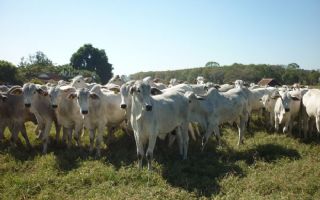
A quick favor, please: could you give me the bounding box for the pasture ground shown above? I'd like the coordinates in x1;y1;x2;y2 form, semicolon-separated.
1;118;320;200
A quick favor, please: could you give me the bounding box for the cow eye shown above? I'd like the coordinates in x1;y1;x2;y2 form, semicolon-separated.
137;89;141;93
77;80;80;83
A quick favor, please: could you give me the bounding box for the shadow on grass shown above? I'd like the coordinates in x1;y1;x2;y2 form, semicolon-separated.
157;139;301;197
103;131;137;168
230;143;301;165
0;128;301;198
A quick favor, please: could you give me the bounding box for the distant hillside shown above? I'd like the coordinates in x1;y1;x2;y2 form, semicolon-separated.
130;63;320;85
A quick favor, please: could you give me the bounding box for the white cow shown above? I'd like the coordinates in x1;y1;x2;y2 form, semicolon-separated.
142;76;167;90
10;83;61;153
71;85;126;157
235;80;245;88
70;75;96;89
302;89;320;138
130;81;190;170
274;90;301;135
218;84;234;92
48;85;83;147
186;87;249;149
260;90;280;128
0;86;37;147
196;76;205;85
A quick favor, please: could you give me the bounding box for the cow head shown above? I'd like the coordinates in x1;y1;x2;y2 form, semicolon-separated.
76;88;100;115
49;85;76;109
130;81;153;111
70;75;87;89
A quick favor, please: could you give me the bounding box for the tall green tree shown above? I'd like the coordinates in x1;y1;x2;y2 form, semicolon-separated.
287;63;300;69
205;61;220;67
18;51;53;67
70;44;113;84
0;60;22;84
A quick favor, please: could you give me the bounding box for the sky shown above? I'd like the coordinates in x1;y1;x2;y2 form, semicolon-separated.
0;0;319;75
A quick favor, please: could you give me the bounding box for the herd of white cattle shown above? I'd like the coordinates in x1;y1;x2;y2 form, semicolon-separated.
1;75;320;170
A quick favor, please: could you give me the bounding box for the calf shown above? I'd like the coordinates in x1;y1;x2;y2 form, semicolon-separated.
186;87;249;149
71;85;126;157
48;85;83;147
130;81;190;170
274;91;301;135
10;83;60;153
0;87;36;147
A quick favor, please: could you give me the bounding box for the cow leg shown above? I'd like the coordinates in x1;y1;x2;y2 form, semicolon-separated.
283;119;291;136
146;133;157;171
54;121;61;144
237;118;246;146
175;127;183;156
181;123;189;160
303;117;309;139
194;123;201;137
188;123;196;141
10;124;19;147
42;121;52;154
89;129;95;154
20;124;32;148
134;132;144;169
269;112;275;131
275;114;279;132
316;116;320;136
212;125;221;147
201;122;215;151
74;124;83;147
65;128;72;149
36;123;45;140
106;126;115;145
95;126;105;157
61;127;68;146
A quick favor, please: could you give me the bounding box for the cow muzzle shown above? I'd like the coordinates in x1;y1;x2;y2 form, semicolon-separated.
52;105;58;109
285;108;290;112
82;110;88;115
120;104;127;109
25;103;31;108
146;105;152;111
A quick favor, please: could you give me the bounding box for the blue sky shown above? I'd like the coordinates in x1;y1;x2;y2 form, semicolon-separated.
0;0;319;75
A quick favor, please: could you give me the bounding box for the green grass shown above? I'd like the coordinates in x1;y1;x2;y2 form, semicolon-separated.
1;119;320;200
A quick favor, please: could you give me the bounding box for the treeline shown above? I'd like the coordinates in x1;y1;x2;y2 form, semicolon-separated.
0;44;113;85
130;63;320;85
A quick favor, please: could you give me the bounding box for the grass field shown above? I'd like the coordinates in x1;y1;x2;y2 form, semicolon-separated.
1;119;320;200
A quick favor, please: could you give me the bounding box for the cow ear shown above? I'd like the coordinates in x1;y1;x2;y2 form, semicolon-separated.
109;87;120;94
90;93;99;99
129;86;136;95
150;87;162;95
62;88;74;93
67;93;77;100
195;95;205;100
36;88;48;96
9;87;23;96
1;95;8;101
291;96;300;101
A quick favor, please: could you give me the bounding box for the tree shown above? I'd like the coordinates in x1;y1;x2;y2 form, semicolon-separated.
70;44;113;84
287;63;300;69
18;51;53;67
205;61;220;67
0;60;22;84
